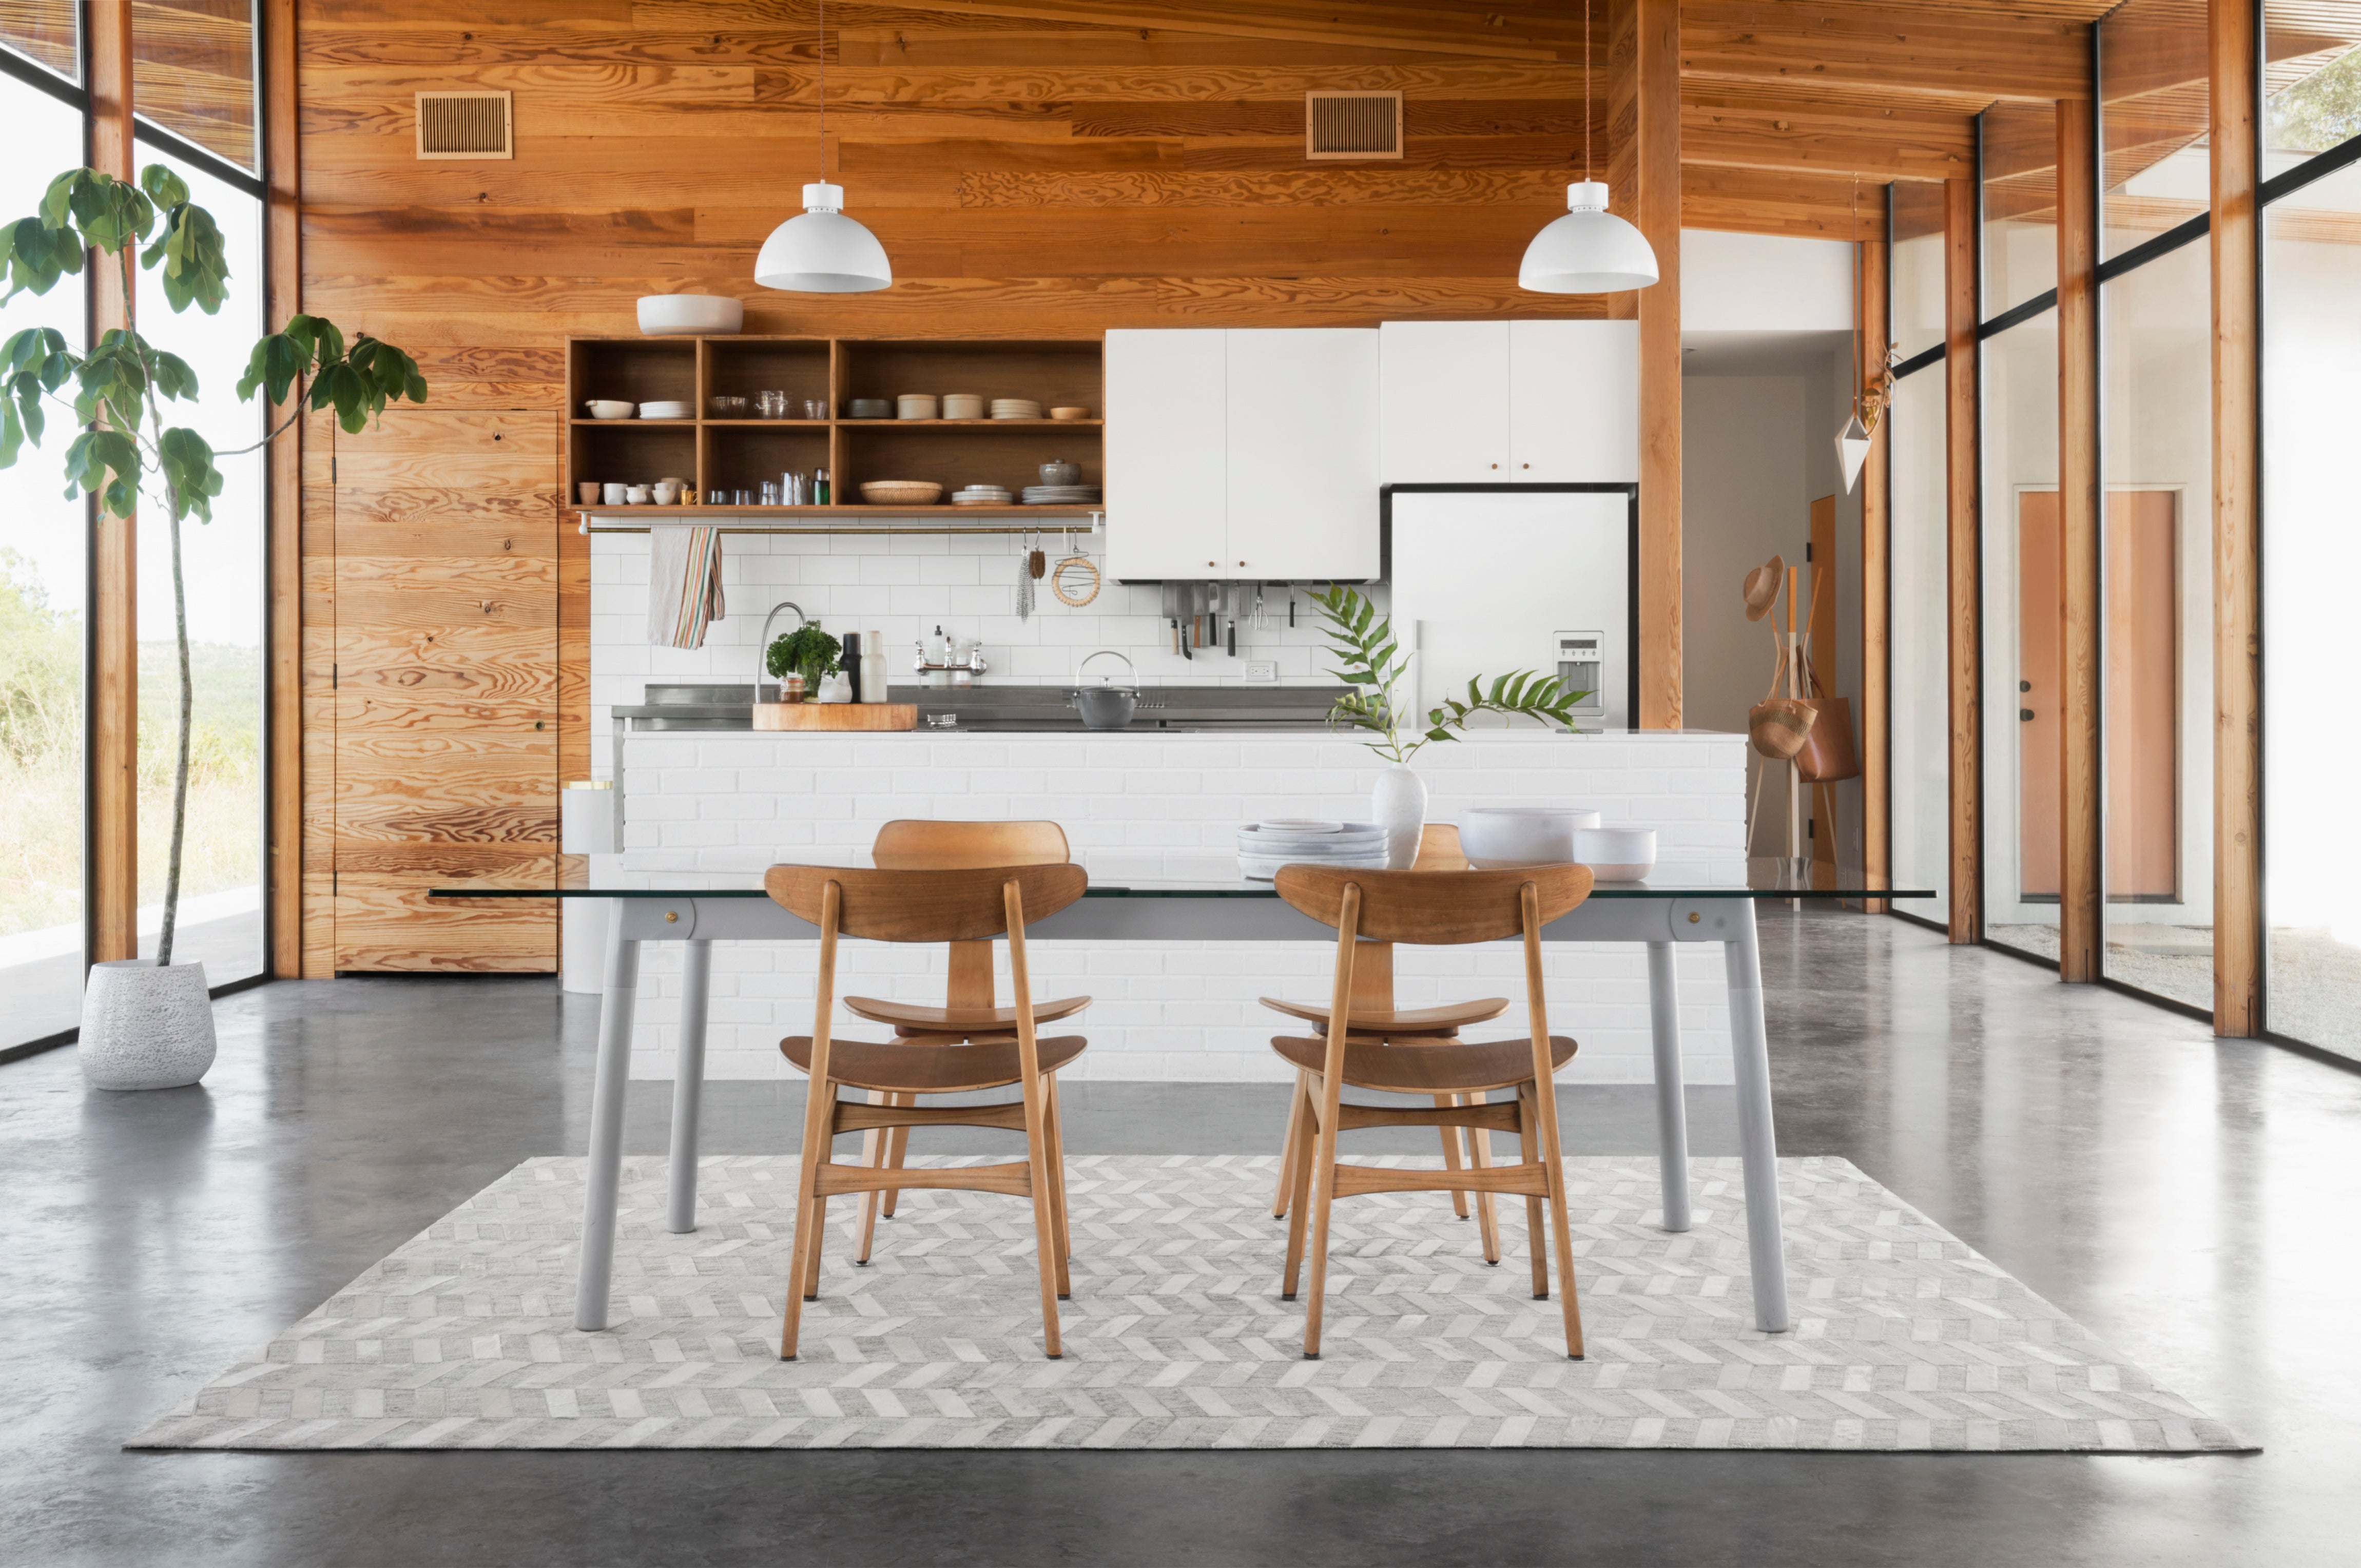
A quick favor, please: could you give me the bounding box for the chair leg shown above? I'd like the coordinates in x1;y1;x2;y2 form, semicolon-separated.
1466;1090;1501;1266
779;1106;830;1360
855;1089;890;1264
1273;1069;1308;1219
1280;1090;1319;1299
802;1187;829;1301
1019;1072;1064;1360
1519;1084;1549;1300
1043;1072;1073;1296
1301;1101;1342;1359
1535;1089;1585;1360
879;1092;912;1218
1435;1093;1472;1221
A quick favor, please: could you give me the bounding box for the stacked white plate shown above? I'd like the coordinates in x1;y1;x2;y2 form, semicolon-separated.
1021;484;1101;504
952;485;1012;506
990;398;1044;420
1236;819;1389;881
638;400;692;420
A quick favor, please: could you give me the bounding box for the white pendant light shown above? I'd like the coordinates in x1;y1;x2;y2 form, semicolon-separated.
756;0;891;294
1520;0;1658;295
757;182;891;293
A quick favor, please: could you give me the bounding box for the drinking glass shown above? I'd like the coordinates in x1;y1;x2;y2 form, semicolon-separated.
802;397;828;420
760;480;780;506
757;390;787;419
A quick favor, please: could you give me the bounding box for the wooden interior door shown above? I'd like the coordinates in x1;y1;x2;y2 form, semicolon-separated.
2018;492;2063;897
2104;490;2178;899
331;410;559;970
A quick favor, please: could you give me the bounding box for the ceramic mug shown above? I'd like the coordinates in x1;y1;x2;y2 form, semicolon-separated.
651;480;682;506
577;481;601;504
626;484;653;505
602;482;629;505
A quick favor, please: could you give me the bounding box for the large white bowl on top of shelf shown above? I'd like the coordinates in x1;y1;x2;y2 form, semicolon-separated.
637;293;744;336
1457;805;1601;869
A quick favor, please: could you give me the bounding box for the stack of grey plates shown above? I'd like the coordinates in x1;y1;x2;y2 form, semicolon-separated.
990;398;1044;420
952;485;1013;506
1235;819;1389;881
1021;484;1101;504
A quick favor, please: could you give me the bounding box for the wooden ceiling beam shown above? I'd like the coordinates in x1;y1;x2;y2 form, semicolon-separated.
1680;88;1971;180
1680;162;1890;241
1681;0;2089;102
866;0;1591;62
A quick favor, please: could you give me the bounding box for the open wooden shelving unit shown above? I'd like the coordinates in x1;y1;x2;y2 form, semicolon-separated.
565;336;1104;529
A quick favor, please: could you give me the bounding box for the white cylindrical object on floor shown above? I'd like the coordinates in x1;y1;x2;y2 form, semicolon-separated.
79;959;216;1090
562;899;612;994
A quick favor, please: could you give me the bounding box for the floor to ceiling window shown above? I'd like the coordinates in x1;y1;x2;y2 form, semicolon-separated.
2260;24;2361;1061
1886;182;1950;927
0;2;269;1052
0;32;92;1048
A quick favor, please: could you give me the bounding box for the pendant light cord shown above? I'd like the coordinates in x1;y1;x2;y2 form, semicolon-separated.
1850;175;1861;418
1583;0;1593;183
818;0;828;185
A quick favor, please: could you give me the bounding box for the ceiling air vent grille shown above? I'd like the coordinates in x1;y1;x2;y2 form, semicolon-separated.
416;91;513;160
1306;91;1403;161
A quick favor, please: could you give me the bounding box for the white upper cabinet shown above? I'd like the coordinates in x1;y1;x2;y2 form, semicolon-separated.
1106;326;1379;580
1379;319;1638;485
1225;328;1380;581
1378;321;1510;480
1104;328;1228;582
1507;320;1639;482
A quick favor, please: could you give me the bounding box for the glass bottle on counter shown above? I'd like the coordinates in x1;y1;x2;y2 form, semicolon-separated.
859;628;886;703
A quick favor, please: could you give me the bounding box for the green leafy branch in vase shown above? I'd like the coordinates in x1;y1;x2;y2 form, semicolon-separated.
1308;583;1589;764
1;164;430;966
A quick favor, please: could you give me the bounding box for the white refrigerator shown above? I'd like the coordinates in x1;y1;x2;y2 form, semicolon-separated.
1383;487;1637;730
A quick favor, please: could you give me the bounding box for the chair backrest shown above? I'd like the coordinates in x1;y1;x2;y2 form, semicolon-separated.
1272;863;1592;944
872;819;1070;870
766;862;1088;943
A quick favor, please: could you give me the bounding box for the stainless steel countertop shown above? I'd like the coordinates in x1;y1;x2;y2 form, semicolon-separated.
611;683;1352;733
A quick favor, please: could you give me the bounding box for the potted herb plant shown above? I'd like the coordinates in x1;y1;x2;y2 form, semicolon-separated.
1310;584;1588;867
1;165;428;1088
766;619;842;702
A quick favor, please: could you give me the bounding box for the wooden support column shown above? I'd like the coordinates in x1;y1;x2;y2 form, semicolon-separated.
1943;176;1982;945
1860;229;1890;914
2057;98;2102;982
264;0;302;979
2211;0;2262;1037
1609;0;1682;728
85;2;137;965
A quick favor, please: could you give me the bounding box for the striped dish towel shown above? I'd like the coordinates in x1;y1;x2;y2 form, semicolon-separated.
647;525;725;649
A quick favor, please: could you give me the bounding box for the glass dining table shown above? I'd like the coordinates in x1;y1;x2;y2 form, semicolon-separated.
436;859;1933;1339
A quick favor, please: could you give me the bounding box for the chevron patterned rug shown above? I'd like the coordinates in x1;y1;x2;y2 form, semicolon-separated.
129;1153;2243;1453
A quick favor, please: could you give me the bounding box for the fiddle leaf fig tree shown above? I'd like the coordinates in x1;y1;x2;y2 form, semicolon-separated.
1309;583;1588;764
0;165;429;965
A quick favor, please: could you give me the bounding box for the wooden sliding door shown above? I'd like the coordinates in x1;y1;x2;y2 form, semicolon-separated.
328;410;560;970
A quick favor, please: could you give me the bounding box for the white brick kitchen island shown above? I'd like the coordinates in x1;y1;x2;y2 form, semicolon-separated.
604;728;1749;1085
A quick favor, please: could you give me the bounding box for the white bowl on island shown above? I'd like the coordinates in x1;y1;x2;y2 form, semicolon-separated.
1458;806;1601;869
637;293;744;335
1575;825;1657;881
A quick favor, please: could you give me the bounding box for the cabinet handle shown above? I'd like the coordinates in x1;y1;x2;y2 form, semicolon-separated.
1521;462;1530;470
1490;462;1499;470
1236;560;1246;567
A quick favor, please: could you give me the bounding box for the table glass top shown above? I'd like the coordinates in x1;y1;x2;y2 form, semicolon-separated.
433;858;1934;902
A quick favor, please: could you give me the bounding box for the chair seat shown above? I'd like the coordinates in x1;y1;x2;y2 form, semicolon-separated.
1259;995;1510;1037
783;1033;1088;1093
846;995;1091;1034
1269;1033;1576;1095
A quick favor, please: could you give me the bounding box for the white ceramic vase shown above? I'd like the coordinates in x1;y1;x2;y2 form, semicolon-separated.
79;959;216;1091
1370;763;1428;869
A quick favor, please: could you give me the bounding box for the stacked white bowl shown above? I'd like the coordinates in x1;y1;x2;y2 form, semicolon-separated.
1236;819;1388;881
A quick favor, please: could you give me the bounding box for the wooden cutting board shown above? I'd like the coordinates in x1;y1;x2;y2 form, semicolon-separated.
751;703;919;731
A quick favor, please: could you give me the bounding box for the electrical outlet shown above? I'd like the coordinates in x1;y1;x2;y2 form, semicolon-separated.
1242;661;1278;683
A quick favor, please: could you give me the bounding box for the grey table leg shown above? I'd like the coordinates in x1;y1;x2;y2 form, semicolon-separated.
1724;903;1791;1332
665;939;713;1234
574;916;642;1331
1646;940;1692;1233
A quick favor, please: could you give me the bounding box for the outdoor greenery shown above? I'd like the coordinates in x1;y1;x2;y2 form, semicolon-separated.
2270;44;2361;153
0;164;427;963
1309;583;1588;765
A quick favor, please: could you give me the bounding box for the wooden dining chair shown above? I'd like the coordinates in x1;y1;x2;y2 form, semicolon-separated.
848;820;1086;1262
1267;862;1593;1360
1264;823;1510;1257
767;860;1090;1360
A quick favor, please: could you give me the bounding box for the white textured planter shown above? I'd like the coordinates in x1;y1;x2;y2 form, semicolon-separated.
79;960;216;1091
1370;763;1428;869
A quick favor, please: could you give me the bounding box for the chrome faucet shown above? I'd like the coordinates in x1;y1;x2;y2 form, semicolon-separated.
754;601;806;704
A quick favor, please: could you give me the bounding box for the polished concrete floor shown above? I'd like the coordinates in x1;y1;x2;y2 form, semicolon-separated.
5;912;2358;1567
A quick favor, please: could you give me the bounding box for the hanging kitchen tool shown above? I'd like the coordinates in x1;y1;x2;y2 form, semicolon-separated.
1051;525;1101;607
1029;531;1047;581
1015;529;1036;621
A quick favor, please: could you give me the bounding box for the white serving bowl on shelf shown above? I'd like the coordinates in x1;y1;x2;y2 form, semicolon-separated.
1575;825;1656;881
583;399;635;420
1457;805;1600;869
637;293;744;335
